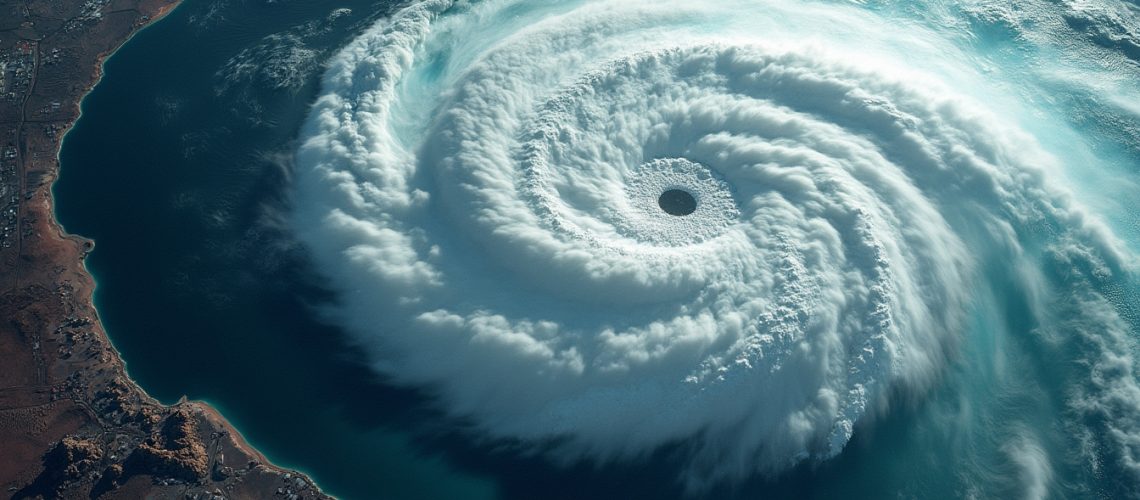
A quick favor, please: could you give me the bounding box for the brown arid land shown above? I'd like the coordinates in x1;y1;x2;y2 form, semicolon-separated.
0;1;330;498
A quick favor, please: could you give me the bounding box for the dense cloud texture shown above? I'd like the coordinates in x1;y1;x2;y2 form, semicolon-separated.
293;0;1140;493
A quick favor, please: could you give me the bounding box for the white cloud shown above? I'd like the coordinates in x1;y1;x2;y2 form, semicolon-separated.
291;0;1140;492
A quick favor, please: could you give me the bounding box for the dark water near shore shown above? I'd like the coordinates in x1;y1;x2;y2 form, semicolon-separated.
55;1;1134;499
56;2;499;498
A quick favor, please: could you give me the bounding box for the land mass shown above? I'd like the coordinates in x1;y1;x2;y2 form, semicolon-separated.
0;1;329;498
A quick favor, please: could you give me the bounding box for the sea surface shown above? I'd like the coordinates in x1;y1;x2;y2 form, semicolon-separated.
55;0;1140;499
56;2;499;498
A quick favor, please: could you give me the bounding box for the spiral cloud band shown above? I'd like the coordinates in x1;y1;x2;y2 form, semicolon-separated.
294;0;1140;490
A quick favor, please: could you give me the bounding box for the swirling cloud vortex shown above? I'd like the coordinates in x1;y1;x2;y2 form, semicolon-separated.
294;0;1137;487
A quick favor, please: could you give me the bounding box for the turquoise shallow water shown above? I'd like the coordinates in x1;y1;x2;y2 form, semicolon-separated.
56;0;1140;498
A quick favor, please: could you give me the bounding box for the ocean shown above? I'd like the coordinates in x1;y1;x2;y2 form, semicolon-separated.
55;0;1140;498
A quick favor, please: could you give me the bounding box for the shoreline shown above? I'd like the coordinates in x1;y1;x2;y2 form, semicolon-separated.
0;0;331;497
59;2;331;488
58;0;324;480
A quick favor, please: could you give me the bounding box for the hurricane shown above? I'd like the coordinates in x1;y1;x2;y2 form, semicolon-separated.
291;0;1140;496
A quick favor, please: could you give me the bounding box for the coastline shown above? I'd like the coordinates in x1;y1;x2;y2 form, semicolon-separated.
0;0;331;497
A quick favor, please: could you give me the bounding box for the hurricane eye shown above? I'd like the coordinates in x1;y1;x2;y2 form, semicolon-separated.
658;189;697;216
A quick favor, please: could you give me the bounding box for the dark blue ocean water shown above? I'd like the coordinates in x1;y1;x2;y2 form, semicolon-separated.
54;1;1140;499
57;2;497;498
